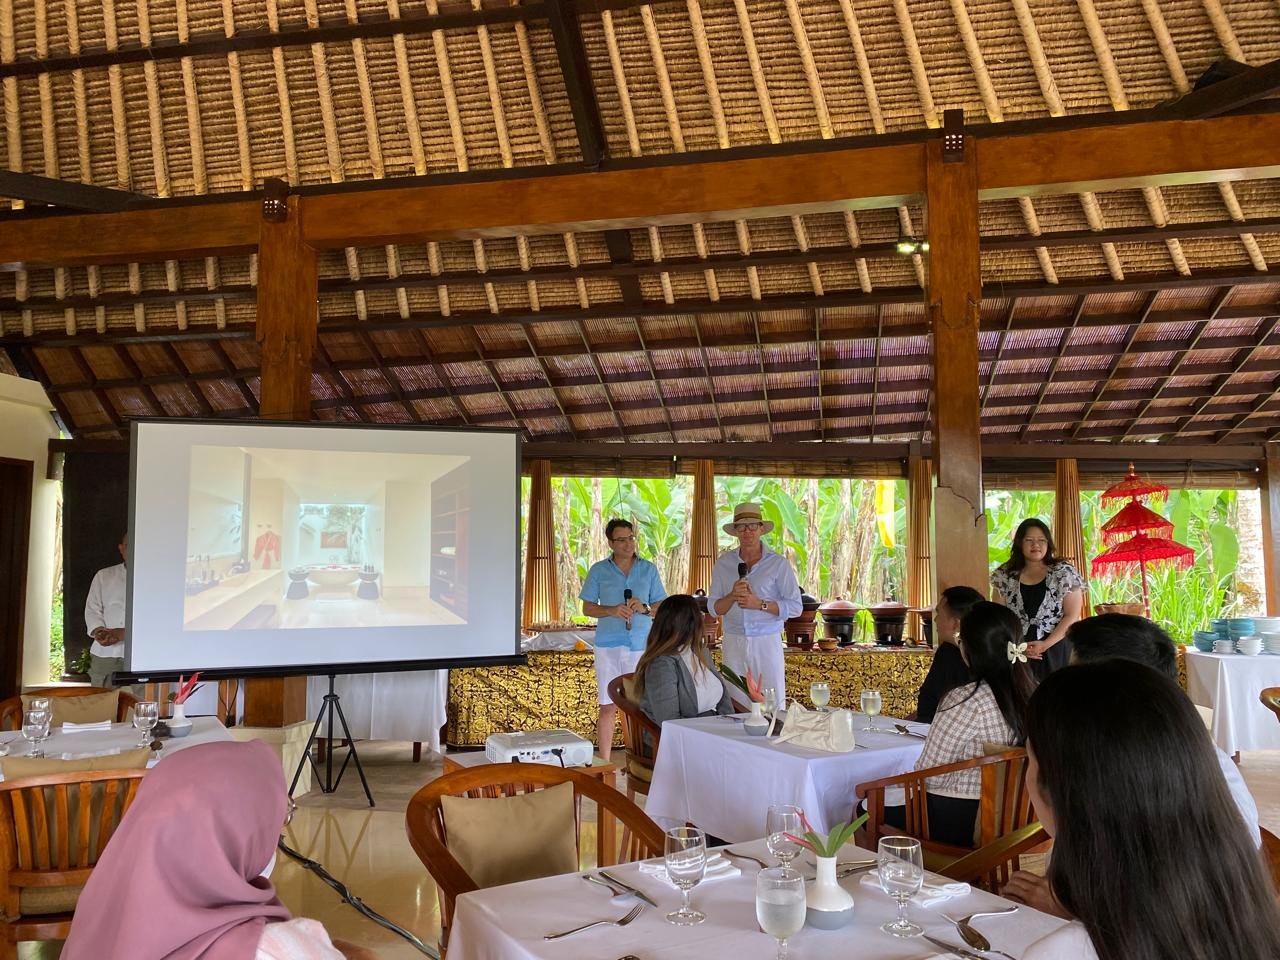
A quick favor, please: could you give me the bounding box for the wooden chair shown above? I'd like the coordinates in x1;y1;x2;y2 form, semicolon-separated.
1262;827;1280;894
939;821;1050;892
0;688;139;732
855;749;1035;872
0;769;147;959
1261;688;1280;726
405;763;664;951
607;673;662;800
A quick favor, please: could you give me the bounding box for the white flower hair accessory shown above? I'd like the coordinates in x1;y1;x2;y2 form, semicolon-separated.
1007;641;1029;664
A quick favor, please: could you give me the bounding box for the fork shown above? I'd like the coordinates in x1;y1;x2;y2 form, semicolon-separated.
543;902;644;940
722;848;769;868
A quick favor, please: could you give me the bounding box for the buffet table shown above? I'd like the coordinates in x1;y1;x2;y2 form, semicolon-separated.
445;646;932;748
1185;649;1280;755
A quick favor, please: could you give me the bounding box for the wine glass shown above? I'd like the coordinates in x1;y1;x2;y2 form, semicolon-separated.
21;710;50;758
27;696;51;715
878;836;924;938
765;803;804;874
809;681;830;712
133;700;159;748
756;866;806;959
664;826;707;925
860;688;883;731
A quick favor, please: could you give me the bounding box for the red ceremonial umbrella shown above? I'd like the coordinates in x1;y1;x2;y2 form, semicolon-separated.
1101;463;1168;508
1100;500;1174;546
1091;533;1195;617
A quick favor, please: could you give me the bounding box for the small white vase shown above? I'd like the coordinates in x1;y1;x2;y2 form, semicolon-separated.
170;702;187;723
806;855;855;929
743;700;769;737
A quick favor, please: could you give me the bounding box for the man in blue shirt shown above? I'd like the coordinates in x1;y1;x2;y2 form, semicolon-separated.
708;503;802;705
580;518;667;762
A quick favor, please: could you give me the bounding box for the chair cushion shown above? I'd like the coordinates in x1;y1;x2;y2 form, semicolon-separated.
18;884;83;917
0;746;150;780
625;757;653;783
440;781;577;889
23;691;120;726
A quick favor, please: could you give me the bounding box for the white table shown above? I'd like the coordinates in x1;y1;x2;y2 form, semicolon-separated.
447;836;1065;960
0;716;232;778
645;715;925;842
1185;649;1280;754
306;671;449;754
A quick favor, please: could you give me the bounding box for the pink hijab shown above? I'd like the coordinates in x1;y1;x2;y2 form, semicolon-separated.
62;739;293;960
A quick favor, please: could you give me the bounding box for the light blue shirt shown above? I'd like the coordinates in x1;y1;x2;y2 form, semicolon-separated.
580;557;667;651
707;544;803;637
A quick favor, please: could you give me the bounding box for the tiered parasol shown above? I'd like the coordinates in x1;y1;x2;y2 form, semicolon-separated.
1091;464;1194;617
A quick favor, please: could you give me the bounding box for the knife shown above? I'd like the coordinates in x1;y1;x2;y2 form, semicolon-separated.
924;934;988;960
597;869;659;908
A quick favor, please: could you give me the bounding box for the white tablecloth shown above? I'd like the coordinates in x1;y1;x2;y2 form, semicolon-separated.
0;716;232;779
447;836;1065;960
1185;650;1280;754
306;672;449;754
645;715;925;842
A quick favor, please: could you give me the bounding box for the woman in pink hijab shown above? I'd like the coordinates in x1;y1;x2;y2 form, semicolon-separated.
63;739;353;960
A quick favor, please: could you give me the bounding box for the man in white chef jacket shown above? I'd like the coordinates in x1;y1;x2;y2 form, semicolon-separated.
84;532;129;688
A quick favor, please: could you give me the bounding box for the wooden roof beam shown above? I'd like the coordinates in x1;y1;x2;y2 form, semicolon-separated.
1068;293;1159;441
1164;58;1280;120
0;170;146;212
1171;316;1280;437
1018;299;1085;441
545;0;605;170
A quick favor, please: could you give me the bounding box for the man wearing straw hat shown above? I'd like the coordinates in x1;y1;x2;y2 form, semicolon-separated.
708;503;803;706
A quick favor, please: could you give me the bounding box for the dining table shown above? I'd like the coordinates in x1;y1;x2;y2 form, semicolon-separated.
644;713;926;842
446;836;1066;960
0;715;232;778
1184;649;1280;755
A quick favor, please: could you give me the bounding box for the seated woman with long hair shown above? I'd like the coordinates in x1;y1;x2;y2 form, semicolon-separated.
63;740;373;960
885;601;1035;847
915;584;984;723
634;593;732;724
1021;660;1280;960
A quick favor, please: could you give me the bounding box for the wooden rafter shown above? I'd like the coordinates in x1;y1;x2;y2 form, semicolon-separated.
0;170;145;212
519;326;581;441
313;340;371;423
160;342;214;417
355;330;417;423
1165;58;1280;120
1170;316;1280;438
1018;298;1086;442
870;305;884;441
575;325;625;441
1068;293;1160;441
980;299;1019;415
545;0;605;169
66;348;123;429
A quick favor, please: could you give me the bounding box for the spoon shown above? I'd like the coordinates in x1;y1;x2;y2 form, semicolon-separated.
894;723;927;739
722;848;769;868
582;873;628;897
944;905;1020;959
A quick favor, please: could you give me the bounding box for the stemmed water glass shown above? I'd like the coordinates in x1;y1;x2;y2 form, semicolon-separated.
762;687;778;718
878;835;924;938
765;803;804;875
664;826;707;925
860;688;883;731
756;866;806;959
809;681;830;712
133;700;159;748
21;710;51;758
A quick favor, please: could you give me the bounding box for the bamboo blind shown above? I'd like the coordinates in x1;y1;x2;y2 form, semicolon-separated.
687;459;717;594
521;459;560;628
1053;458;1091;617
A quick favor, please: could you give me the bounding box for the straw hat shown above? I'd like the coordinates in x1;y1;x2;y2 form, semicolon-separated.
723;503;774;537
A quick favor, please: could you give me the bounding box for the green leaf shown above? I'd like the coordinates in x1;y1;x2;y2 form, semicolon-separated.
1207;522;1238;581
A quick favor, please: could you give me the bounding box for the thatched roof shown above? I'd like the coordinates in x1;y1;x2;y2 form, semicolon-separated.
1;0;1278;447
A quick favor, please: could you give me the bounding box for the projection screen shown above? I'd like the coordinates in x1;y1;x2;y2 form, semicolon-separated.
126;419;521;676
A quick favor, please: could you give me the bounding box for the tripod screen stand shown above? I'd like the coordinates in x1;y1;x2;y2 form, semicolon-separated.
289;673;374;807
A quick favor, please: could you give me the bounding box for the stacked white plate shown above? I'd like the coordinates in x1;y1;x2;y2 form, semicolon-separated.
1212;639;1235;655
1253;617;1280;634
1236;635;1262;656
1264;634;1280;655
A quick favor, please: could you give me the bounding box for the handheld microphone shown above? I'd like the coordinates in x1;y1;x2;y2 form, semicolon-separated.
624;588;633;630
737;562;748;578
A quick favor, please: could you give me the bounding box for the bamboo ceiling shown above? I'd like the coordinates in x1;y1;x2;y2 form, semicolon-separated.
1;0;1279;447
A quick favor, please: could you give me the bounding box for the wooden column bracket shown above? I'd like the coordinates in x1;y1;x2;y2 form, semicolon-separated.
942;109;966;163
262;177;290;224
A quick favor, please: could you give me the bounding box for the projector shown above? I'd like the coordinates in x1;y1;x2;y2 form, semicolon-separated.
484;729;594;767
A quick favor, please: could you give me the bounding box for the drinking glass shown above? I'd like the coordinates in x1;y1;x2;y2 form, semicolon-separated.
762;687;778;717
664;826;707;925
21;710;50;759
809;682;830;712
27;696;51;714
133;700;159;747
765;803;804;874
878;836;924;938
756;866;806;960
860;688;883;731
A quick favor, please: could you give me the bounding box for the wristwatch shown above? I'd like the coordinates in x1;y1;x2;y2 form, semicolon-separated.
642;603;652;615
760;598;770;611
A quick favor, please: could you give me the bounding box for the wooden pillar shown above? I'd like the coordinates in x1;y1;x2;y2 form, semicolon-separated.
522;460;560;627
926;117;989;595
906;453;934;637
687;459;717;593
1260;447;1280;616
243;187;317;728
1053;458;1091;616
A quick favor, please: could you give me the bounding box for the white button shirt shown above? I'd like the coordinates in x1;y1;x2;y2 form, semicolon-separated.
707;544;802;637
85;562;127;657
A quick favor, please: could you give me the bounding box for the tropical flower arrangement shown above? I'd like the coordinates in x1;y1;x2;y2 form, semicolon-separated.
785;810;869;859
717;664;765;702
170;673;204;705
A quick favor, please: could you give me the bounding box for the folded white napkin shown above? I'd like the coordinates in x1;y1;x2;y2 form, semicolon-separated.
61;720;114;732
860;870;970;907
638;853;741;888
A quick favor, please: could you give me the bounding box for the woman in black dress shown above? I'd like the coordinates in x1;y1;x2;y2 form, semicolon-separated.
914;585;983;722
990;518;1086;678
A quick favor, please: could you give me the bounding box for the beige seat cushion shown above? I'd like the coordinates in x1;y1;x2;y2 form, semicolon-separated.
19;884;83;917
0;746;150;780
22;691;120;726
441;781;577;888
625;758;653;783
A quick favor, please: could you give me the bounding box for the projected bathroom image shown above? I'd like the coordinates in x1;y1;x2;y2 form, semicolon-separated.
181;445;470;631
